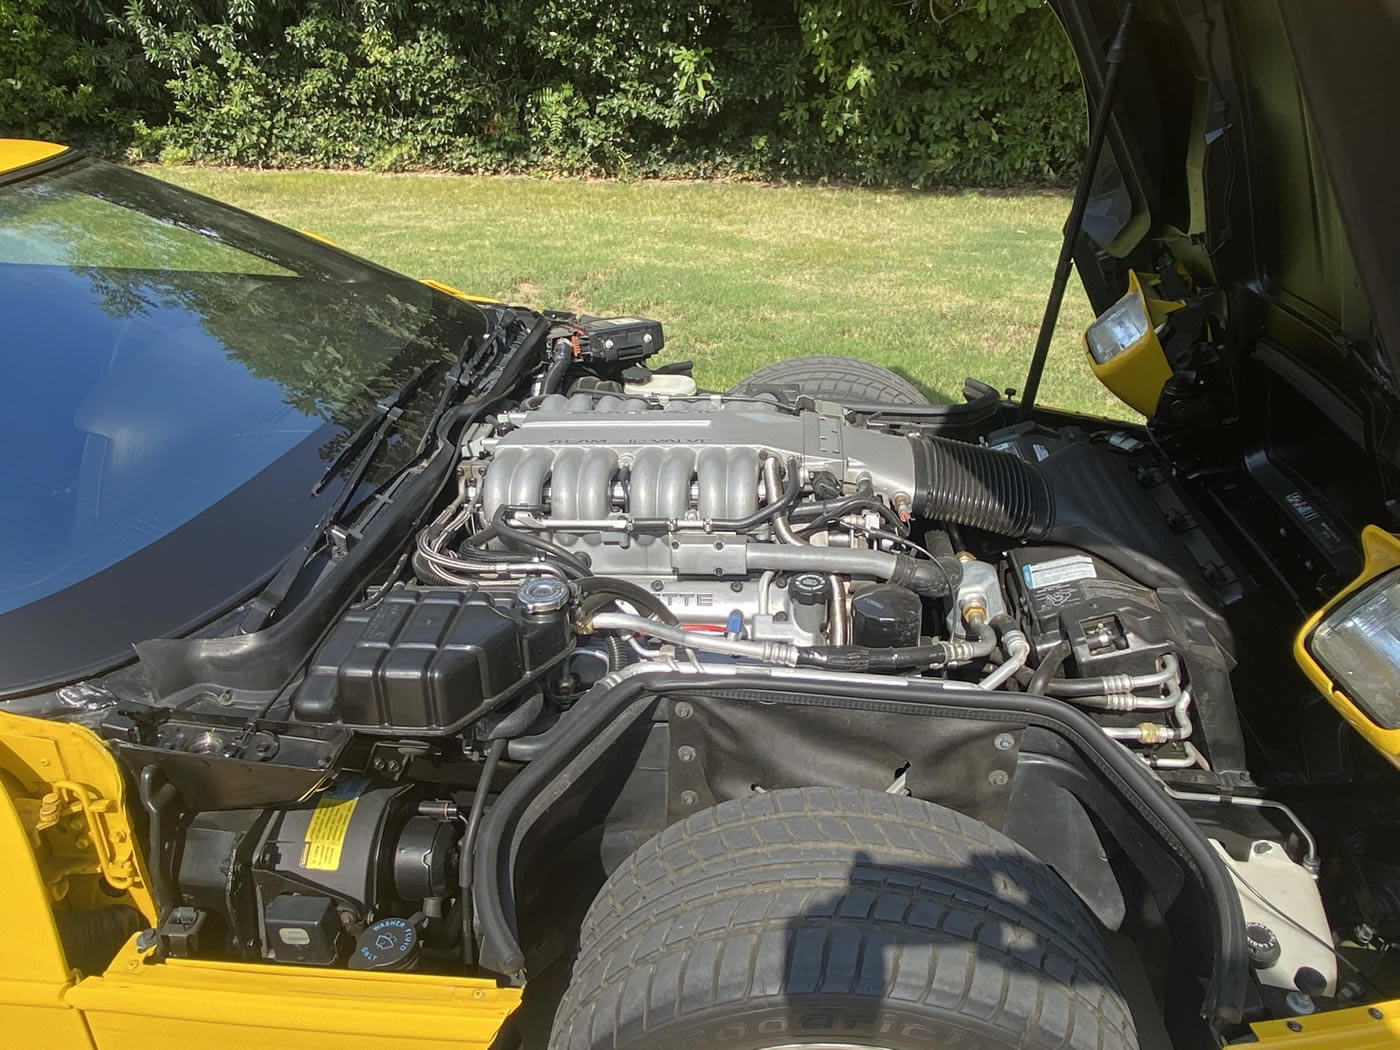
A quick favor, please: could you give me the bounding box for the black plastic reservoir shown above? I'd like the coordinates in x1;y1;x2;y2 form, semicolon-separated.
292;588;566;734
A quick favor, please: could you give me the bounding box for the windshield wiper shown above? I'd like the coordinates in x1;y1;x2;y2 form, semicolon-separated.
239;312;545;635
240;358;446;633
310;358;446;497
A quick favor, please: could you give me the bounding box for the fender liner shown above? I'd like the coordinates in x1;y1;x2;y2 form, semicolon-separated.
471;669;1248;1027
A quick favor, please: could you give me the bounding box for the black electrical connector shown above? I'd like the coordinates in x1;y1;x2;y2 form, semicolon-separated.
562;315;664;367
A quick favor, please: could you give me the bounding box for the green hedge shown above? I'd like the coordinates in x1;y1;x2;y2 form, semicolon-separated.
1;0;1085;186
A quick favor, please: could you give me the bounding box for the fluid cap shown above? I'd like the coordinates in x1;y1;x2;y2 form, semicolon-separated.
790;573;828;606
1245;921;1281;969
349;917;420;972
517;576;570;614
1293;965;1328;996
851;584;922;649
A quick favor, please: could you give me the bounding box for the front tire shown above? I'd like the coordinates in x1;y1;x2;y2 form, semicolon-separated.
729;355;929;406
551;787;1137;1050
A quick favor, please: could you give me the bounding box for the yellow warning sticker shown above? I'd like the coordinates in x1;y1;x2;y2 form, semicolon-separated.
300;777;365;871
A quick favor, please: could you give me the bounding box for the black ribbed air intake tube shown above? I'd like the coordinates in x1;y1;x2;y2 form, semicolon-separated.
909;435;1053;539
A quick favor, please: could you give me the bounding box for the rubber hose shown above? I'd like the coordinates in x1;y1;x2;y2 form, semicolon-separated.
603;634;629;671
540;345;571;395
909;435;1053;538
796;644;951;672
1026;639;1071;696
459;737;507;966
745;543;957;598
57;905;145;975
487;506;592;577
1047;677;1137;698
575;576;680;625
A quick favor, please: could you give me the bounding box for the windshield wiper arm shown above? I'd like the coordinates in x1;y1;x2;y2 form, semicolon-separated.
241;313;545;635
240;358;446;633
311;358;446;497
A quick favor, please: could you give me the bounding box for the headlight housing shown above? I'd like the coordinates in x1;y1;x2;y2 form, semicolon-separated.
1080;270;1174;417
1085;289;1150;364
1308;568;1400;729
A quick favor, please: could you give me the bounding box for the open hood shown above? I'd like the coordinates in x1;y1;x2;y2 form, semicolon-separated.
1051;0;1399;400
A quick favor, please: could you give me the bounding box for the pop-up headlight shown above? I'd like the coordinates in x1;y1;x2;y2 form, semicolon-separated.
1309;568;1400;729
1085;289;1150;364
1298;526;1400;765
1081;270;1175;416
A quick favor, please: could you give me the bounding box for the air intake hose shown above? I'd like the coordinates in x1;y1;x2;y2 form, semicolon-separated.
909;435;1053;539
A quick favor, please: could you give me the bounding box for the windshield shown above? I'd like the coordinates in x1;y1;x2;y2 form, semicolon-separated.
0;157;486;690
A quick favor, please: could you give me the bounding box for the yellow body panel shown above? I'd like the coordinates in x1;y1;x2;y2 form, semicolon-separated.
0;711;156;917
0;138;67;173
1251;999;1400;1047
298;227;340;246
1295;525;1400;767
70;939;519;1050
0;782;98;1049
421;277;499;304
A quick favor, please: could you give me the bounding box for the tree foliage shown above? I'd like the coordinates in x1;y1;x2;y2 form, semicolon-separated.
0;0;1085;186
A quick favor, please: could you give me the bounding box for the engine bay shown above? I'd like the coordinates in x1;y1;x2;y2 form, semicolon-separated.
48;310;1386;1038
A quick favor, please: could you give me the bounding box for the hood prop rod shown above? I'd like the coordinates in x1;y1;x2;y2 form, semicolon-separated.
1018;0;1137;421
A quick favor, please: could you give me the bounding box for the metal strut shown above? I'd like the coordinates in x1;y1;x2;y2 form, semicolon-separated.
1019;0;1137;420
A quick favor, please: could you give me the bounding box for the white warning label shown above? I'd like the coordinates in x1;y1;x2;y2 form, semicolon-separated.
1022;554;1097;590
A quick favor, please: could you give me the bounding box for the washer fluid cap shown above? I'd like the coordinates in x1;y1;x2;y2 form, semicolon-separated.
349;916;420;971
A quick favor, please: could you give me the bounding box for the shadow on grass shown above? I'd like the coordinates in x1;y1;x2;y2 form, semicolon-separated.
892;368;956;405
889;365;990;408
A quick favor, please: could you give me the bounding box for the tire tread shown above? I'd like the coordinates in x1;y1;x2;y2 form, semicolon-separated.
729;355;929;406
551;787;1135;1050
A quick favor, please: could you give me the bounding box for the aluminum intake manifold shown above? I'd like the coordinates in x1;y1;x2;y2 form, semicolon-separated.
475;393;917;532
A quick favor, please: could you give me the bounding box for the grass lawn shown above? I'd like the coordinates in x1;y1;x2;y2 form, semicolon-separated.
150;168;1125;418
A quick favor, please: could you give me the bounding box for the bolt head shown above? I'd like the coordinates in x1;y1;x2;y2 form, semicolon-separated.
674;702;693;719
1284;990;1316;1016
680;790;698;806
1253;841;1273;855
677;745;697;762
994;733;1015;751
988;769;1009;787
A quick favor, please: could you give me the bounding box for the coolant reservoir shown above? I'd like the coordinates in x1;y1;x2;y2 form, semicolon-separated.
623;373;698;397
1212;839;1335;996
